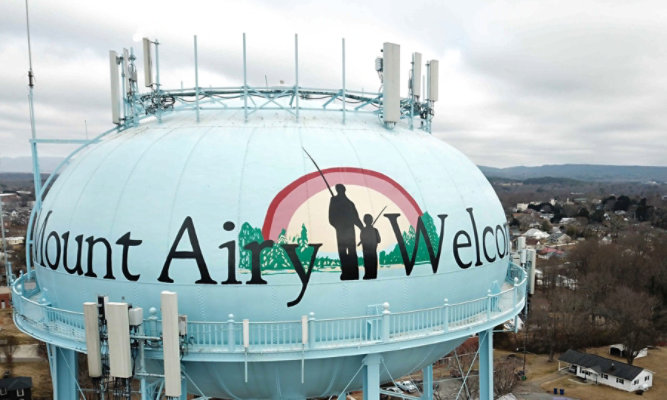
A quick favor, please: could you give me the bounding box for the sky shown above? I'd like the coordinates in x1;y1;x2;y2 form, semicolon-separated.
1;0;666;168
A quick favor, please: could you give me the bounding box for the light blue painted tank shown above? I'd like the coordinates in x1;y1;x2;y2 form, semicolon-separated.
27;106;518;399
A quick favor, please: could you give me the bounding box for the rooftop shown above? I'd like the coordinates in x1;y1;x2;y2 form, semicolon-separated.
559;349;647;381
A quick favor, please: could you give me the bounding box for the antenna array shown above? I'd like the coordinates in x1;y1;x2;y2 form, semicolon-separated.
107;35;439;132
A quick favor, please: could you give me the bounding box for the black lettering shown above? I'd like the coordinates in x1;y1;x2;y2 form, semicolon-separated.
384;213;448;275
116;232;142;281
482;226;496;263
466;208;483;267
45;231;61;270
219;240;240;285
158;217;216;284
38;210;53;267
453;230;472;269
62;233;84;275
243;240;274;284
282;243;322;307
220;221;240;285
86;236;113;279
495;225;506;258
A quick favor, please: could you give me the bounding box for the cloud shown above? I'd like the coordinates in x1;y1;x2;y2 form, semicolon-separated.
1;0;666;168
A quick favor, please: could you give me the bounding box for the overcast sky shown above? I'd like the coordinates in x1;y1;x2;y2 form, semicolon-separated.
1;0;666;168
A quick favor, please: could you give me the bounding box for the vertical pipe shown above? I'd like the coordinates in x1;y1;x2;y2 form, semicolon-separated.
25;0;42;209
227;314;235;351
308;312;315;348
138;323;147;399
129;48;137;125
243;33;248;123
194;35;200;123
294;33;299;121
479;329;494;400
342;38;346;124
155;39;162;123
120;61;127;123
382;302;390;341
362;354;381;400
52;346;79;400
410;53;414;130
486;289;492;321
421;364;433;400
0;200;9;282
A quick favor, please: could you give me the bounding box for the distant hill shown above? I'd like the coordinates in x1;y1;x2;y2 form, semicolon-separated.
478;164;667;183
2;156;666;183
0;156;64;173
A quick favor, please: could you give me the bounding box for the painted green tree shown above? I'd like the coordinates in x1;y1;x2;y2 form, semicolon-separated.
379;212;440;266
239;224;319;272
238;222;263;271
238;212;440;273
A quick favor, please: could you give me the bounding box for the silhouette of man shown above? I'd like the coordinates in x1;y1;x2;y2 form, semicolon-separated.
360;213;381;279
329;184;363;280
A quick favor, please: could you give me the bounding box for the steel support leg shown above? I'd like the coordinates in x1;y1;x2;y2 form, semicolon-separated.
362;354;381;400
180;378;188;400
49;345;78;400
479;329;494;400
421;364;433;400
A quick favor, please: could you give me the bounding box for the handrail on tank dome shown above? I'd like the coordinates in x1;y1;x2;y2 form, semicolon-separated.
12;263;527;357
22;115;160;278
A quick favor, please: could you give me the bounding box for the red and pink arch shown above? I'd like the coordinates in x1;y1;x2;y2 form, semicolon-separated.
262;167;423;240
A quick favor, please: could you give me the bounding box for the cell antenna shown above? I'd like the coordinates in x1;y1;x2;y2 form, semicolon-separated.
142;38;153;87
382;42;400;125
123;48;132;95
109;51;121;124
412;52;422;99
427;60;439;102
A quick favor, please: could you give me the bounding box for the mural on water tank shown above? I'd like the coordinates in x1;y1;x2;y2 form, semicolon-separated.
33;155;510;308
239;164;444;282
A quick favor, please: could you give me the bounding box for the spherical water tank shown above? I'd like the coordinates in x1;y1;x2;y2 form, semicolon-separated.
25;104;517;398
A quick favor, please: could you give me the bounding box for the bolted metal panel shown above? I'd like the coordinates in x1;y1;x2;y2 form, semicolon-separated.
161;291;181;397
83;302;102;378
107;302;132;378
382;42;400;123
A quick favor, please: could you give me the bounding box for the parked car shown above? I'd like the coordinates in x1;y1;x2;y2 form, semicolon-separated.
396;380;418;393
380;386;403;399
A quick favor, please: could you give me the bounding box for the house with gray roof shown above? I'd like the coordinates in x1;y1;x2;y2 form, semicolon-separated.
0;376;32;399
558;349;653;392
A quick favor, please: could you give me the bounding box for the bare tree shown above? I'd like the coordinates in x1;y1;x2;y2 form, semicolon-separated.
447;339;479;400
494;358;519;396
605;287;658;365
1;334;18;366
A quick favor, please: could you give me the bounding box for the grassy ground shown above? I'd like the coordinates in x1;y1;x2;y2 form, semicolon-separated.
509;346;666;400
0;309;53;399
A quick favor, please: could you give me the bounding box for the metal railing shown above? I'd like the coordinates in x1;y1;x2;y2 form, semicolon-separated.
12;264;526;355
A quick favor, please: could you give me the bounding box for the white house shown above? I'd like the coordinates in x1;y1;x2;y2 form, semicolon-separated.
2;237;24;246
523;228;549;240
558;349;653;392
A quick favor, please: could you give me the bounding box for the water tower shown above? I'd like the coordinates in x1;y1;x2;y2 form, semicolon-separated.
12;34;526;400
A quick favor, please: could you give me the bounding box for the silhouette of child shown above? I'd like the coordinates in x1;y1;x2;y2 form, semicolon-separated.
360;213;381;279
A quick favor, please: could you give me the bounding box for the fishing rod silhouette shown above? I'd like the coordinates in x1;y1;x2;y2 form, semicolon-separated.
302;147;386;246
